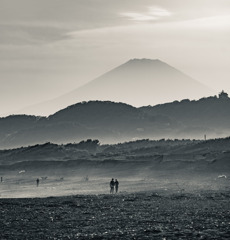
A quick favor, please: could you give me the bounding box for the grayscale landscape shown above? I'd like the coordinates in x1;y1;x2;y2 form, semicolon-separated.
1;137;230;239
1;0;230;239
19;59;215;116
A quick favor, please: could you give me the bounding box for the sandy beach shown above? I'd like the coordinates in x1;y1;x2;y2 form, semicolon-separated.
1;187;230;239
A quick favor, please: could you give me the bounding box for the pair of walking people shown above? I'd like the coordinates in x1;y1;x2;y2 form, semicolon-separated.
110;178;119;194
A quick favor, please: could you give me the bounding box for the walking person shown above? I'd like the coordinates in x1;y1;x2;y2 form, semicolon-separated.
115;179;119;193
36;178;40;187
110;178;115;194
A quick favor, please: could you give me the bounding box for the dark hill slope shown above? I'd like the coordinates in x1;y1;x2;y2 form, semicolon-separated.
141;94;230;138
1;94;230;149
0;101;176;149
0;115;43;135
49;101;142;130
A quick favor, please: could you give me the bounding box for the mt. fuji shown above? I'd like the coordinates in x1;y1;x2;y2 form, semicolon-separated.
20;59;214;116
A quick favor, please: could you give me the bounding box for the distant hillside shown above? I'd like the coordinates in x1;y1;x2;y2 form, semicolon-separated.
1;92;230;149
141;91;230;138
0;101;177;148
19;59;215;116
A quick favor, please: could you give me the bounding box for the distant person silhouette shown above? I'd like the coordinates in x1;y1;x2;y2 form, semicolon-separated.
115;179;119;193
36;178;39;187
1;177;2;182
110;178;115;194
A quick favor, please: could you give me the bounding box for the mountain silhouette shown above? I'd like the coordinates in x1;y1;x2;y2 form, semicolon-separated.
1;101;173;148
1;92;230;149
19;59;215;116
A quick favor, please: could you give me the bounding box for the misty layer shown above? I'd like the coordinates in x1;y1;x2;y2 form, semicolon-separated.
0;91;230;149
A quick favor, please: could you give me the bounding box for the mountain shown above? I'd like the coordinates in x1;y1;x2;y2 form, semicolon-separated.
141;91;230;137
0;101;177;149
1;92;230;149
19;59;215;116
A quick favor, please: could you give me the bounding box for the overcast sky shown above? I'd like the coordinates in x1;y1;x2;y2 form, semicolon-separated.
1;0;230;116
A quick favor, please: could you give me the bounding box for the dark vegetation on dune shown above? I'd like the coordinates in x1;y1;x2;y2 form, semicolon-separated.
0;137;230;177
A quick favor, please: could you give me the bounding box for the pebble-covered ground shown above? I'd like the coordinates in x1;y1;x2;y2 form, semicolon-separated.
1;190;230;240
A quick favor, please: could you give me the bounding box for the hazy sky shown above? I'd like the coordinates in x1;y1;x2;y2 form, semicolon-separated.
0;0;230;116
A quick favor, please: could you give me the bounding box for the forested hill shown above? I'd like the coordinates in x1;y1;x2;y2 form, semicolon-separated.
0;92;230;149
141;91;230;129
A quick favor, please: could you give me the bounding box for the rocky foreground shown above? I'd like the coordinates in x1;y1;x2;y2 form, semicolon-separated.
1;190;230;240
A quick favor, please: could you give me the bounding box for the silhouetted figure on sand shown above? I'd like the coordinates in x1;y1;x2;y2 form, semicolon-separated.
110;178;115;194
36;178;39;187
115;179;119;193
1;177;2;182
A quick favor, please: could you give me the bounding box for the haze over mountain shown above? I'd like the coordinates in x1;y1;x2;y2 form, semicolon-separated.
19;59;215;116
1;92;230;149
